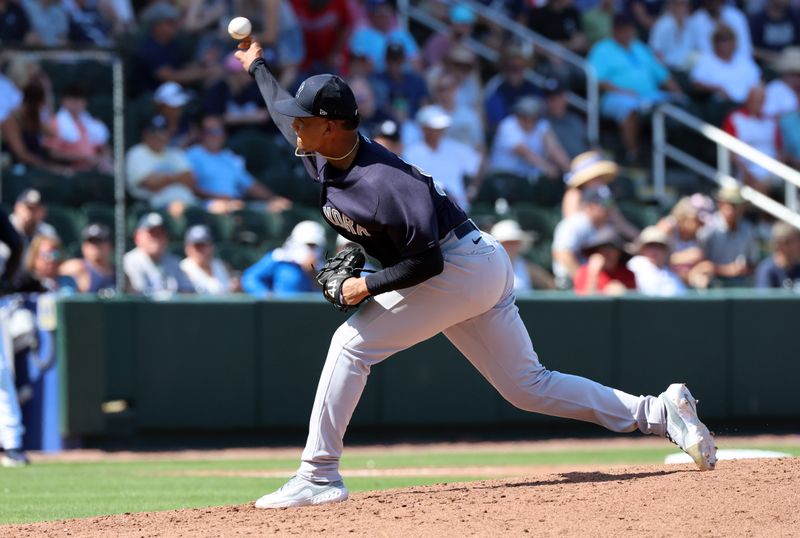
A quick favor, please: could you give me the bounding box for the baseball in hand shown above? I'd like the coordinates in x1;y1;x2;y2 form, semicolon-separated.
228;17;252;40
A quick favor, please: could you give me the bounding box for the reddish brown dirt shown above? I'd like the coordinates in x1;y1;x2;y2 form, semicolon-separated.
7;457;800;537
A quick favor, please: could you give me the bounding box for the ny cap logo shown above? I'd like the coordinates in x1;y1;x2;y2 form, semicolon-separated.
319;109;328;116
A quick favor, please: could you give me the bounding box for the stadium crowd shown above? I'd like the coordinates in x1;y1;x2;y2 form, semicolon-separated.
1;0;799;298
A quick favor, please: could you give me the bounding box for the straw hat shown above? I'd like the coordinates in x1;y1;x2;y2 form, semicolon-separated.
630;225;673;254
715;184;746;205
565;151;619;189
774;47;800;74
491;219;535;250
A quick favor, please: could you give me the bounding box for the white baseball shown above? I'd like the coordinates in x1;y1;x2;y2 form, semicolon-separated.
228;17;252;40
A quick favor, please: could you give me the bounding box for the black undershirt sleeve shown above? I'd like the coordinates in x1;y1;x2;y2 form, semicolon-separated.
364;245;444;296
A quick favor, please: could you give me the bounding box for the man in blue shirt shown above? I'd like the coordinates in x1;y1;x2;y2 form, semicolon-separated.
374;42;430;122
755;221;800;291
186;115;291;214
348;0;420;73
588;14;684;163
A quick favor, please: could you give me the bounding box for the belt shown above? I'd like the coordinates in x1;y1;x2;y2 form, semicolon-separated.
452;219;479;240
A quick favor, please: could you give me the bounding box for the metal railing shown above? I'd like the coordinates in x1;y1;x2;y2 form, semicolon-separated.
653;103;800;230
397;0;599;145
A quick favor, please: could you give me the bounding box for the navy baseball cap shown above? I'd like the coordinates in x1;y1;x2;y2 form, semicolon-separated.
274;74;359;120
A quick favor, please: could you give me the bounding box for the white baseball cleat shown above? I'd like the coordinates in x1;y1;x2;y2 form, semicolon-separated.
255;475;349;509
660;383;717;471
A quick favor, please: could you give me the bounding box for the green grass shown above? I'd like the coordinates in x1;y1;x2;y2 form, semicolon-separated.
2;444;798;525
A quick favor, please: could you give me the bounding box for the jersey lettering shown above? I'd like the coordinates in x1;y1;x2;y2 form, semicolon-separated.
323;206;372;237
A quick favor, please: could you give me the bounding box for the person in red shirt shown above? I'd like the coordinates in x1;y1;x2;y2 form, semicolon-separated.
292;0;354;73
573;227;637;295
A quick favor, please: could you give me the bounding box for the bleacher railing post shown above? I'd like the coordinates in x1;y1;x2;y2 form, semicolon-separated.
112;57;126;294
717;145;731;183
652;107;666;200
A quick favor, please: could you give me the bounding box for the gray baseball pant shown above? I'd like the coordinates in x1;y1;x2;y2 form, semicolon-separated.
298;228;667;483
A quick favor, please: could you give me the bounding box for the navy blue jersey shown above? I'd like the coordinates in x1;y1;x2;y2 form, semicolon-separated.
301;135;468;268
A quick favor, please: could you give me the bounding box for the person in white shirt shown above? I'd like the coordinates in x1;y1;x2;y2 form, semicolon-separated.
687;0;753;60
690;24;761;104
180;225;233;295
403;105;482;211
764;47;800;118
488;97;570;181
649;0;696;71
627;226;687;296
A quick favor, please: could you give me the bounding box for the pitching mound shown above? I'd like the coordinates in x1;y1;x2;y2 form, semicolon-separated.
8;458;800;537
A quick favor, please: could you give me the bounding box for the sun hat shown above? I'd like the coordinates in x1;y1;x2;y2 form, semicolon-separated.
565;151;619;189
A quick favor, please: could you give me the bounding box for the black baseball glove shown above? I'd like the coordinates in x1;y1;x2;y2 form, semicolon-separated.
315;247;367;312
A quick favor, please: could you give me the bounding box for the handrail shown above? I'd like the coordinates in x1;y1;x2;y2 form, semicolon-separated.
653;103;800;229
399;0;599;144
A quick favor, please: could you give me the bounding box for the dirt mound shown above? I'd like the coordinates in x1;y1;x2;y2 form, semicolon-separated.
7;458;799;537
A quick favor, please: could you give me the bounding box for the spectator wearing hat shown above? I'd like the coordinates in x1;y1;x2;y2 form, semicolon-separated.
422;3;476;69
589;13;684;163
755;221;800;290
528;0;588;55
370;119;402;154
627;226;686;296
180;225;233;295
430;72;484;151
722;85;782;195
699;185;760;286
552;184;614;286
24;234;76;292
573;227;636;295
374;42;429;122
186;115;292;214
10;189;57;257
561;150;640;240
1;0;37;45
649;0;695;72
43;83;112;172
484;45;539;134
125;114;198;214
764;47;800;119
349;76;395;137
21;0;69;47
242;220;326;296
543;79;588;160
59;223;115;293
153;81;196;148
292;0;353;73
403;105;482;211
425;44;483;114
661;195;715;288
748;0;800;64
124;212;194;295
488;96;570;183
491;219;555;291
349;0;420;74
202;52;269;129
687;0;752;60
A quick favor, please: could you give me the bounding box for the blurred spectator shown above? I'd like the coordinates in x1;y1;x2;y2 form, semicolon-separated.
690;25;761;105
186;115;291;214
153;81;196;148
179;224;234;295
543;79;588;159
403;105;481;211
581;0;614;47
370;118;402;154
573;227;636;295
422;3;476;68
425;44;482;112
781;107;800;168
237;0;304;87
528;0;588;54
59;223;115;293
0;0;36;44
764;47;800;118
350;76;394;135
242;220;326;296
552;185;613;286
349;0;420;73
125;114;198;213
649;0;695;72
43;84;112;172
124;212;194;295
588;14;684;163
484;45;538;134
203;52;269;129
431;72;484;151
663;195;715;288
488;97;570;182
627;0;664;34
627;226;686;296
699;185;760;286
375;42;429;122
687;0;752;60
749;0;800;64
723;85;780;194
21;0;69;46
181;0;231;34
10;189;57;254
101;0;133;35
755;221;800;289
65;0;113;47
131;2;218;96
25;234;76;292
293;0;353;73
491;219;555;290
561;150;640;240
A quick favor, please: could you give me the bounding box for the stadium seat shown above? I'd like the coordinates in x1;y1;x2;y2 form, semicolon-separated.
46;205;87;247
73;171;115;205
82;202;117;231
183;206;234;242
227;130;290;176
526;239;553;274
229;208;283;245
617;200;664;229
511;204;561;239
217;242;274;271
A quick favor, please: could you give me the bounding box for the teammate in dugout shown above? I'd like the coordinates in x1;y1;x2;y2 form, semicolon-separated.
234;39;718;509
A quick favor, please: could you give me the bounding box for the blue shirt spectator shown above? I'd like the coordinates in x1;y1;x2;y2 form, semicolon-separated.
484;46;540;134
781;111;800;168
349;0;419;73
755;221;800;291
374;42;429;121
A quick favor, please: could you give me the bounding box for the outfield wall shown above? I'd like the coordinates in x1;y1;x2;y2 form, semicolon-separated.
57;292;800;437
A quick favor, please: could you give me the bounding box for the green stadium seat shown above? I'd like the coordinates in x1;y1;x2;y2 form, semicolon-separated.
525;240;553;274
228;130;290;176
46;205;87;247
183;206;234;242
475;172;536;205
217;242;273;271
229;208;283;244
82;202;117;231
87;95;115;135
73;171;115;205
617;200;664;229
511;204;561;239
